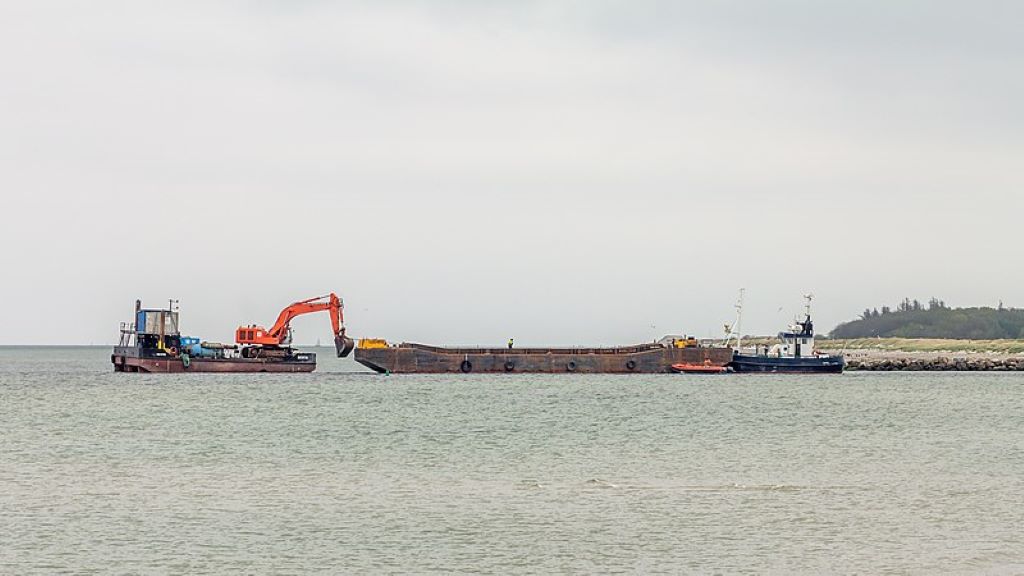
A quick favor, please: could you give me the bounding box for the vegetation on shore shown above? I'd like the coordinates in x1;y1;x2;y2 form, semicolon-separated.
829;298;1024;339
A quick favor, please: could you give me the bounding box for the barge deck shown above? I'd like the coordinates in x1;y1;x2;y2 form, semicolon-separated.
112;346;315;373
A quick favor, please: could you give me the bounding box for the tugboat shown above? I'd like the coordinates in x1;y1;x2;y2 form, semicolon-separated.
111;295;355;373
729;294;844;374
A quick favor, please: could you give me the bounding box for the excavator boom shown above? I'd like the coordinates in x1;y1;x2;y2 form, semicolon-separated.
236;293;355;357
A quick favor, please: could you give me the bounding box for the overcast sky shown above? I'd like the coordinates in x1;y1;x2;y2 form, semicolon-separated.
2;1;1022;345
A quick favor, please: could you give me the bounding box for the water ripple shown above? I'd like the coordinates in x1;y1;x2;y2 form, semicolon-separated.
2;348;1024;574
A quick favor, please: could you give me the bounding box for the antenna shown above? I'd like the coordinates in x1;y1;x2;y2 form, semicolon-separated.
803;293;814;318
736;288;745;350
724;288;745;350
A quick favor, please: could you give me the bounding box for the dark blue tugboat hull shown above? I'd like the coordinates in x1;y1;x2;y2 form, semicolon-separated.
730;354;844;374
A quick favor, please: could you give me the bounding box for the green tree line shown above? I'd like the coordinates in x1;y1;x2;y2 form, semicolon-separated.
830;298;1024;339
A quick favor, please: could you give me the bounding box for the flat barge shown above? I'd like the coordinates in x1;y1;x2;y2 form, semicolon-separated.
112;296;353;373
112;346;316;373
354;337;733;374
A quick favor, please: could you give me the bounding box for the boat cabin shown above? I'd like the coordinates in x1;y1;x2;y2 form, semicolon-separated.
117;299;183;353
768;316;816;358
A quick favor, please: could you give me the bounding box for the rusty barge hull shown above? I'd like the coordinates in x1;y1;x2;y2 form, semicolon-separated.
354;343;734;374
112;347;315;373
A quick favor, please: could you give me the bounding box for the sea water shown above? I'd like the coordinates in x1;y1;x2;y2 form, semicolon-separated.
2;347;1023;574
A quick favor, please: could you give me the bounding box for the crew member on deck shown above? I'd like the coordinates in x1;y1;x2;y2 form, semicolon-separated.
508;338;514;350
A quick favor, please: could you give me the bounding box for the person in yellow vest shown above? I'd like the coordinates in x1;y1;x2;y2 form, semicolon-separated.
508;338;514;350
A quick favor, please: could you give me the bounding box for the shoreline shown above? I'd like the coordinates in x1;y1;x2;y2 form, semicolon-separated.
821;345;1024;372
831;348;1024;371
741;337;1024;371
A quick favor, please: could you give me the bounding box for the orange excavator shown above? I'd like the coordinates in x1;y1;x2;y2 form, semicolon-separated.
235;293;355;359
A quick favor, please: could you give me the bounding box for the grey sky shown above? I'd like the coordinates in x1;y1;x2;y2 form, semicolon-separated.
2;1;1022;345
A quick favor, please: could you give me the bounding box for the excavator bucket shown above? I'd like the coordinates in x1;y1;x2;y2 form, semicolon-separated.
335;334;355;358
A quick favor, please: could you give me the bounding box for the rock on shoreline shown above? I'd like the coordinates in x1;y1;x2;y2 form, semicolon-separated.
845;356;1024;371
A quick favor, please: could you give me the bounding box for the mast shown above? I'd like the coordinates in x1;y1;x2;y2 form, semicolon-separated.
802;293;814;336
735;288;745;351
723;288;745;350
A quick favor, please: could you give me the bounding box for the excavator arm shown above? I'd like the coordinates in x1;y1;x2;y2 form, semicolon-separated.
235;293;355;357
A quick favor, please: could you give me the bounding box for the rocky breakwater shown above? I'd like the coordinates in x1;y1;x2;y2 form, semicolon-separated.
846;356;1024;371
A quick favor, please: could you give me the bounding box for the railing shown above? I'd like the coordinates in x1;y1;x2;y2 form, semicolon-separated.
118;322;136;347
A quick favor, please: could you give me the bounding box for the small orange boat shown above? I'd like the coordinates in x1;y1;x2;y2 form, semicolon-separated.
671;360;729;374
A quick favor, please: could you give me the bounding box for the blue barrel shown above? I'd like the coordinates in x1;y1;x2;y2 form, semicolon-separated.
190;343;219;358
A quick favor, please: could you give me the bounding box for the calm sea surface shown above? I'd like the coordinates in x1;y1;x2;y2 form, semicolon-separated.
2;346;1023;574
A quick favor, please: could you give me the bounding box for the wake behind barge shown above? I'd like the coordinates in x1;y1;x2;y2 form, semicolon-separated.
354;337;733;374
